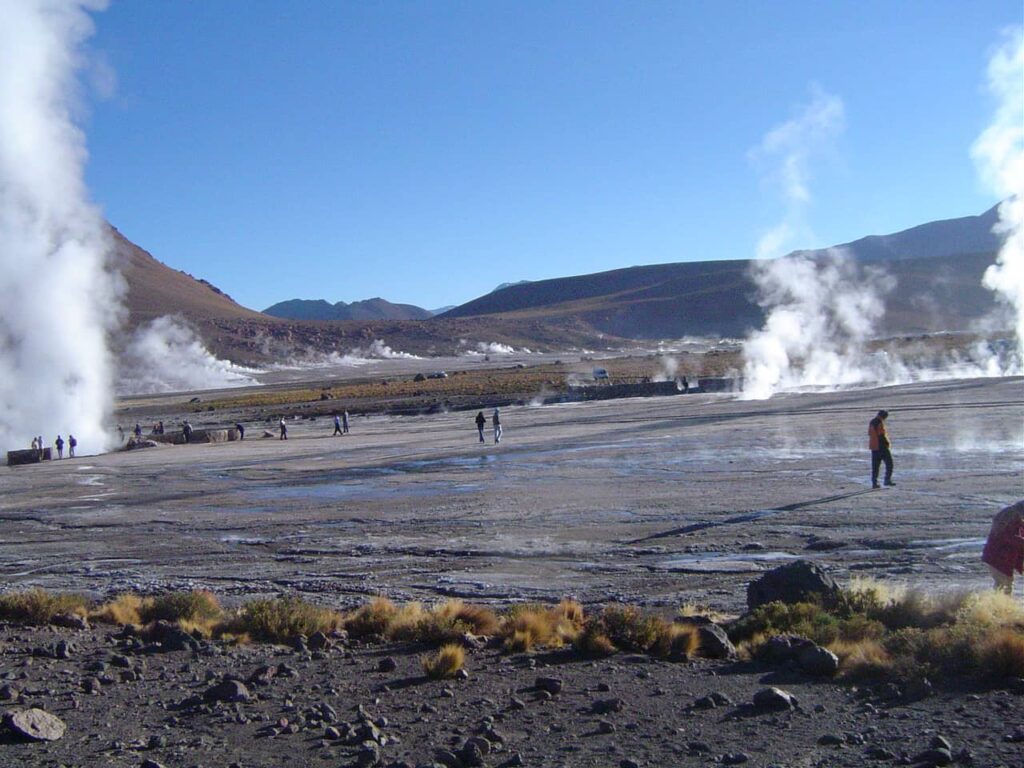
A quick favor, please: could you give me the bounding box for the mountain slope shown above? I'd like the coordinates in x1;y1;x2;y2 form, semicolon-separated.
263;297;433;321
440;207;1005;338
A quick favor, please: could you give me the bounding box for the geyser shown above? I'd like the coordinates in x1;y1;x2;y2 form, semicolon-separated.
0;0;118;455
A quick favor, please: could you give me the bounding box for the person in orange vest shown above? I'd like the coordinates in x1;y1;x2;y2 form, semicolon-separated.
868;410;893;488
981;500;1024;594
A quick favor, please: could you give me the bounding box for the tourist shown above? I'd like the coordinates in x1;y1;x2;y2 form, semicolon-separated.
183;421;193;443
235;422;245;440
117;425;124;443
157;420;165;435
492;408;502;444
333;413;343;436
342;410;349;434
30;437;38;451
68;435;76;458
981;500;1024;594
868;410;894;488
55;434;64;459
475;411;486;443
134;423;143;439
279;418;288;440
682;375;689;394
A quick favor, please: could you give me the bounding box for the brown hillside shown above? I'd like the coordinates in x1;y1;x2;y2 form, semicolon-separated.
110;226;266;326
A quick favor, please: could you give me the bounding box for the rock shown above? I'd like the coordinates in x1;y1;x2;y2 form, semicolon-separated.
140;761;167;768
0;684;19;701
591;698;625;714
758;634;816;663
378;657;398;673
308;631;332;650
619;760;641;768
82;676;102;695
902;678;933;702
460;739;486;766
355;740;382;767
693;691;732;710
723;754;749;765
51;612;89;630
3;708;67;741
912;747;953;766
597;720;615;734
798;644;840;676
693;623;736;659
203;679;251;703
248;664;277;685
433;748;463;767
535;677;563;694
261;430;275;438
147;621;199;652
746;560;840;610
818;734;844;746
864;745;896;760
752;687;798;712
929;735;952;752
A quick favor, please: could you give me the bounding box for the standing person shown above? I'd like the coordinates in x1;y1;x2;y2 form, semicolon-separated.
68;435;77;458
333;413;343;436
134;423;142;440
157;421;165;435
475;411;486;443
182;421;193;443
279;417;288;440
981;500;1024;594
868;410;894;488
342;410;349;434
235;422;245;440
30;437;38;451
54;435;64;459
492;408;502;444
117;426;124;443
681;375;689;394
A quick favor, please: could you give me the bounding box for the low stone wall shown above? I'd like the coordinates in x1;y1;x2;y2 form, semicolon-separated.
6;448;52;466
697;376;742;393
149;428;239;446
551;381;684;404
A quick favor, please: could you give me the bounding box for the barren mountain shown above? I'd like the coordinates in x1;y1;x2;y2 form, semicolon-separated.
263;297;433;321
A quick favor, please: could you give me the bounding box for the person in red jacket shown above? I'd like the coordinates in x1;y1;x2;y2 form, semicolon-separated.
982;500;1024;594
868;410;894;488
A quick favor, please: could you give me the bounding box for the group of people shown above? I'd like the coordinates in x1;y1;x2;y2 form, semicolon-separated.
30;434;76;459
332;411;350;436
475;408;502;444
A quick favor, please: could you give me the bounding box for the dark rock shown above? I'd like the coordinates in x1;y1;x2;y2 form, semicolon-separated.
378;657;398;673
758;634;816;663
929;735;952;752
535;677;563;694
433;748;464;767
460;739;486;766
146;621;199;652
752;687;798;712
0;684;19;701
140;760;167;768
308;631;332;650
82;677;102;695
248;665;277;686
203;679;251;703
355;740;382;767
723;754;749;765
818;734;844;746
746;560;840;610
693;623;736;659
597;720;615;734
912;747;952;766
902;678;933;702
591;698;625;714
51;612;89;630
3;708;67;741
798;644;840;676
865;745;896;760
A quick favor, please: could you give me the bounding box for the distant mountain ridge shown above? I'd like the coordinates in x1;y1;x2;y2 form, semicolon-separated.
263;297;433;321
439;205;1006;338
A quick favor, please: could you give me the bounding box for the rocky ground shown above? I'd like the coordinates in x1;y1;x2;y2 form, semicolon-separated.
1;618;1022;768
1;373;1022;766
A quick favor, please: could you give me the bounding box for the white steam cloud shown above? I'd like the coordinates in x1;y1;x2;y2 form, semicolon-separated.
971;29;1024;363
0;0;118;455
119;317;259;395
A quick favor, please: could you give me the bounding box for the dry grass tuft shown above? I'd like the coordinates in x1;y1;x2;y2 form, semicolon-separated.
344;596;398;640
678;602;730;624
92;594;145;626
422;642;465;679
0;589;90;624
432;599;500;636
828;638;893;679
501;602;583;652
650;622;701;660
575;622;617;657
141;590;222;625
955;591;1024;628
979;628;1024;679
227;596;342;643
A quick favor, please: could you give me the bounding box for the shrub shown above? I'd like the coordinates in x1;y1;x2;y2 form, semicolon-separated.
0;589;90;624
650;622;700;660
828;638;892;679
728;601;840;647
501;603;583;652
141;590;222;624
230;596;342;643
344;596;398;639
433;599;500;636
422;643;465;679
979;628;1024;680
574;623;616;657
92;594;145;625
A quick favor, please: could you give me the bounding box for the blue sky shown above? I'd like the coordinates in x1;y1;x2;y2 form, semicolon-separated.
83;1;1022;311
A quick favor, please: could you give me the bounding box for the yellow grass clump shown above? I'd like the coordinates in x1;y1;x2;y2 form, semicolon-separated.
828;638;893;679
344;596;399;640
0;588;90;624
141;590;223;625
227;596;342;643
979;628;1024;679
650;622;701;660
91;594;145;625
422;642;465;679
501;601;585;652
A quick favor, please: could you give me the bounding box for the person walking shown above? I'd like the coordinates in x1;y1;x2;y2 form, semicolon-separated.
342;410;349;434
134;423;142;439
681;375;690;394
868;410;894;488
475;411;486;443
333;413;343;436
68;435;77;458
279;418;288;440
492;408;502;444
981;500;1024;594
54;434;64;459
117;425;124;443
182;421;193;443
235;422;245;440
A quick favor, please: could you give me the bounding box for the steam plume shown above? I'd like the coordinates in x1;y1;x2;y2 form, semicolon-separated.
971;29;1024;364
0;0;118;455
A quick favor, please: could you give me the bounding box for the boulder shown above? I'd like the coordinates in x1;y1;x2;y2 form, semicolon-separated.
758;634;816;663
50;612;88;630
203;679;251;703
752;687;798;712
797;644;840;677
3;708;67;741
746;560;840;610
692;623;736;660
